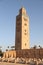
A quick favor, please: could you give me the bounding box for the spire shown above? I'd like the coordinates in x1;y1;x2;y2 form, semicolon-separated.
19;7;26;15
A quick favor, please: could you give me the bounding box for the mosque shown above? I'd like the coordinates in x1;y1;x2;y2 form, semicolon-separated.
15;7;30;50
3;7;30;58
3;7;43;59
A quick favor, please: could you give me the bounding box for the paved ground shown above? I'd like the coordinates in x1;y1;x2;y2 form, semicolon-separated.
0;62;28;65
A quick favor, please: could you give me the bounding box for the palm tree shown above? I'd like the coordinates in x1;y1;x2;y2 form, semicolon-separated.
11;46;15;50
7;46;9;51
33;45;37;49
6;49;8;51
0;46;2;50
39;45;42;49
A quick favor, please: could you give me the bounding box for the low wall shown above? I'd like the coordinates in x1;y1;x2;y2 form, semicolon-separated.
3;49;43;59
3;50;16;58
16;49;43;59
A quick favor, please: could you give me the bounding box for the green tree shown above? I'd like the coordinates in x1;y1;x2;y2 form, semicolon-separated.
0;49;3;57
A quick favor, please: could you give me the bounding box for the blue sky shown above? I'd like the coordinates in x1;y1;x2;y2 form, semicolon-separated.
0;0;43;51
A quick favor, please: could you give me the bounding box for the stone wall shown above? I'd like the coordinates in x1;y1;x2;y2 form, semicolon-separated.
3;50;16;58
16;49;43;59
3;49;43;59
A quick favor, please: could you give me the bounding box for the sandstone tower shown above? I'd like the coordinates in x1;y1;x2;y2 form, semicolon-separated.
15;7;30;50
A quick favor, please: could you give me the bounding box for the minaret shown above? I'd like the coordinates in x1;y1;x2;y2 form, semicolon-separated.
15;7;30;50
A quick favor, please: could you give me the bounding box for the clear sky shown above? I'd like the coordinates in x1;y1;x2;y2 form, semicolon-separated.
0;0;43;51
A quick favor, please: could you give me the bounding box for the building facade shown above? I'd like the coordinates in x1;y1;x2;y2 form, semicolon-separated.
3;7;30;58
3;8;43;59
15;7;30;50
